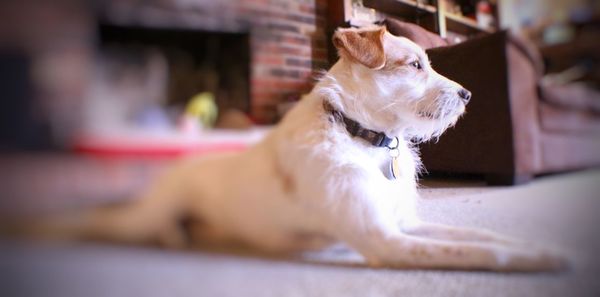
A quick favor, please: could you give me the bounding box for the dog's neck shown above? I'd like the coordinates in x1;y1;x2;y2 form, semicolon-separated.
316;60;408;139
322;100;398;149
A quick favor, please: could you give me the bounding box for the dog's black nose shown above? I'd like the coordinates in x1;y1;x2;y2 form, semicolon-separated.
458;88;471;104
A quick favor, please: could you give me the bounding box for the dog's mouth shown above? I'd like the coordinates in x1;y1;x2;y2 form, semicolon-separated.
417;98;465;120
417;108;454;120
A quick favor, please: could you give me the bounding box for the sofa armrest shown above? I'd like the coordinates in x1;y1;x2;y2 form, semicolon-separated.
419;31;541;181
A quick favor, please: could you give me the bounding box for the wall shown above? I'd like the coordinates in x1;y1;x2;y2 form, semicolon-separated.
498;0;596;31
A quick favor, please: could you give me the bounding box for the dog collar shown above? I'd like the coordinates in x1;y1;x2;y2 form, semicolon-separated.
323;100;398;149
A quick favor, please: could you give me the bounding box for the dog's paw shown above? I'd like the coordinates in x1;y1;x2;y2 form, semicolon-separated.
537;248;570;272
499;247;570;272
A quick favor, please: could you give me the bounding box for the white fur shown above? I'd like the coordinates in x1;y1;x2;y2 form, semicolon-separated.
31;29;566;271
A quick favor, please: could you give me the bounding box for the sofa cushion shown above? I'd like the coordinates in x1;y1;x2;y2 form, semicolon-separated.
540;82;600;114
384;18;448;49
539;101;600;135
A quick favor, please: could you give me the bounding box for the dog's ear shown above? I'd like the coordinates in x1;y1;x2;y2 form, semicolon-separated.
333;26;386;69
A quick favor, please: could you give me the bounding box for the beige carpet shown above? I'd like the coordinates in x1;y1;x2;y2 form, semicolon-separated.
1;170;599;297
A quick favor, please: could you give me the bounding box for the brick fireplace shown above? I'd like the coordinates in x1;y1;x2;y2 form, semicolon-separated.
0;0;329;148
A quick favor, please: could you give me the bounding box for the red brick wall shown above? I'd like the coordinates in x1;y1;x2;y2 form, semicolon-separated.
239;0;330;122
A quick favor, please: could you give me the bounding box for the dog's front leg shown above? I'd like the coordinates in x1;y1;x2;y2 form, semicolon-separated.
400;221;527;246
352;231;564;271
326;179;566;271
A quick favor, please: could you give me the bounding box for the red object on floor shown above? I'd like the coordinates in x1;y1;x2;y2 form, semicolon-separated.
72;131;263;159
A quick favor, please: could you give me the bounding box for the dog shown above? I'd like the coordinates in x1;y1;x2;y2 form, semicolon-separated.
15;26;565;271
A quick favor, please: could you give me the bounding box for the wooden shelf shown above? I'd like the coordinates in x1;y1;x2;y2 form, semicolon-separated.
445;12;492;35
364;0;436;16
363;0;493;35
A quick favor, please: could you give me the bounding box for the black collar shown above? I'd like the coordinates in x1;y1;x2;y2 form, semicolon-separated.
323;100;398;149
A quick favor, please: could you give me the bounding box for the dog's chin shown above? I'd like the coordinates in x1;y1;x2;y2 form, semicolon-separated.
407;107;464;142
415;97;465;122
416;105;465;122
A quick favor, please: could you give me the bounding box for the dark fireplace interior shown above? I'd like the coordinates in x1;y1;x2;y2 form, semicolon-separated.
97;23;251;114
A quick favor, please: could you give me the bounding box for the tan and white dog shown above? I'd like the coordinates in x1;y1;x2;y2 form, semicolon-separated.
20;26;565;271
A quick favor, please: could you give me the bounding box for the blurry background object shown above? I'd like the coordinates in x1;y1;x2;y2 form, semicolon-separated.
498;0;600;44
349;0;384;26
84;47;170;135
476;0;495;29
184;92;218;129
215;109;254;130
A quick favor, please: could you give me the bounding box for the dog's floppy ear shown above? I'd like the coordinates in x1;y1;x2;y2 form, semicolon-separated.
333;26;386;69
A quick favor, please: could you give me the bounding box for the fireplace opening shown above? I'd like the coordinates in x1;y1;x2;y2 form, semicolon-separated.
87;23;251;133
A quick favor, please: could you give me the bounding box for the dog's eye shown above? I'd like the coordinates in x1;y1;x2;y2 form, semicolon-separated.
409;61;422;70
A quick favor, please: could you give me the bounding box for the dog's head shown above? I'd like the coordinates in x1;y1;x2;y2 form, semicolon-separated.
328;26;470;142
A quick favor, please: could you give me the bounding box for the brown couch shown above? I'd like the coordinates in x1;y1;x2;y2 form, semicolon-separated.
385;19;600;185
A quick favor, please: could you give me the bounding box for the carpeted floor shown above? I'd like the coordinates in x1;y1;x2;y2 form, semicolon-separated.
1;169;599;297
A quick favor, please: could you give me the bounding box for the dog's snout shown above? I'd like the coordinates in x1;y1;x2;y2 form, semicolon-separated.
458;88;471;104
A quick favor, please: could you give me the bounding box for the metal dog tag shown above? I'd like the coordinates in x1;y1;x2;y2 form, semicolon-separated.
388;148;400;180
